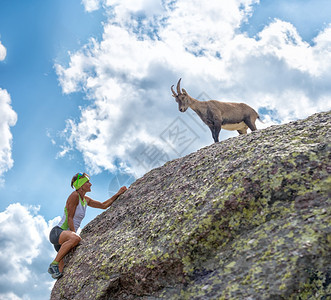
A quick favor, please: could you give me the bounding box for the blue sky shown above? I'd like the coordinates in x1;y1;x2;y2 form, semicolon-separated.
0;0;330;299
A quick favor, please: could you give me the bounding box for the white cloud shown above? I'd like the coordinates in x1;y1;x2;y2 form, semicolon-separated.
81;0;101;12
55;0;331;177
0;89;18;185
0;41;6;61
0;203;59;300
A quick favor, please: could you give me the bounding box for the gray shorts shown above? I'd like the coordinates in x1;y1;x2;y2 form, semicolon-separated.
49;226;63;252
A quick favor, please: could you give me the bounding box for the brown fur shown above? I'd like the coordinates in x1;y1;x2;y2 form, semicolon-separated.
171;79;260;142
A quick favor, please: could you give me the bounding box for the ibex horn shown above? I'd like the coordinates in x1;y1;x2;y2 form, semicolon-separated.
176;78;182;95
171;85;177;97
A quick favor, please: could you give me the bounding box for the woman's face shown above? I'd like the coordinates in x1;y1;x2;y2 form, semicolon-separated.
82;181;92;192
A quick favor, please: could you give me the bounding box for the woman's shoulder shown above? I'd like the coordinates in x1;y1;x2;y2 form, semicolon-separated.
66;191;80;205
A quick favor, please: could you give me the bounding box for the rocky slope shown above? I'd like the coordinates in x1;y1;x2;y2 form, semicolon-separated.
51;111;331;300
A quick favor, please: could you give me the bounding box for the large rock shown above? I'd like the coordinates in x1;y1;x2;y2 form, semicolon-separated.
51;111;331;300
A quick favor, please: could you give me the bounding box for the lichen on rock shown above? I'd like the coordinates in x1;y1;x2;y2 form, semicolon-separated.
51;111;331;300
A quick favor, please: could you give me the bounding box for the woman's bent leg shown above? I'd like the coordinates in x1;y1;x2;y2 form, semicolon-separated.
55;230;81;263
48;230;81;279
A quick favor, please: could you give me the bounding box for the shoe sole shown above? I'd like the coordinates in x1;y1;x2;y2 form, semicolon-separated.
48;268;63;279
52;273;63;279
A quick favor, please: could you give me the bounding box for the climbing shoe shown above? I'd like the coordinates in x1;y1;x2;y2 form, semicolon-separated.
48;263;63;279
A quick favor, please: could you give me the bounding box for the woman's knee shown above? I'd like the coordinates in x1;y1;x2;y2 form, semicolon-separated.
67;232;81;246
59;231;81;245
72;234;81;245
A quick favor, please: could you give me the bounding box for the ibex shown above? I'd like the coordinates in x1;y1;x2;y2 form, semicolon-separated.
171;78;261;143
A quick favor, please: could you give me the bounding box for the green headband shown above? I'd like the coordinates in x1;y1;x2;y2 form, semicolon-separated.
73;175;89;190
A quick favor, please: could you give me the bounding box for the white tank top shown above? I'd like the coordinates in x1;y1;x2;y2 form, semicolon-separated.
58;194;87;232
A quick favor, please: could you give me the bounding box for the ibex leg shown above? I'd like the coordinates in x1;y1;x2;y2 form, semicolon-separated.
244;117;257;131
209;126;221;143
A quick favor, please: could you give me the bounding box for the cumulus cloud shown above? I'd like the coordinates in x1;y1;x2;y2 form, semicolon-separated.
0;89;18;185
0;203;60;300
0;41;6;61
55;0;331;177
81;0;101;12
